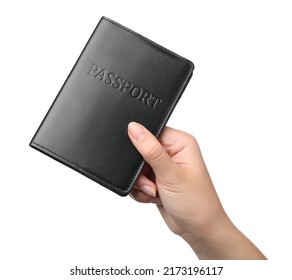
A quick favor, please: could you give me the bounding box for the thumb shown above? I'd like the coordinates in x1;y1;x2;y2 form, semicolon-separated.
128;122;178;179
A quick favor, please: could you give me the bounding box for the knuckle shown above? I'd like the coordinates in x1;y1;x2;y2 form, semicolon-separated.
184;133;200;151
185;133;198;145
144;142;164;162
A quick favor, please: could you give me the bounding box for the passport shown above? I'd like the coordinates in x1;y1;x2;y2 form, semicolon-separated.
30;16;194;196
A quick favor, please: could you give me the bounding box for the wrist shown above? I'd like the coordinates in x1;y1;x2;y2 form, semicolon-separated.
181;213;266;260
181;212;235;259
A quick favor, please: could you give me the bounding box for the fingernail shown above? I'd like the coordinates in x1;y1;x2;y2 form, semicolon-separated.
128;122;145;142
150;197;162;205
140;185;156;197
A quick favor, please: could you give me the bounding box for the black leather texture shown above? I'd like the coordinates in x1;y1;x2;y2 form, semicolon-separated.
30;16;194;196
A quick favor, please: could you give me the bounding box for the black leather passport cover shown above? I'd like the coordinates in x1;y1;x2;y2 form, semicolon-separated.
30;17;194;196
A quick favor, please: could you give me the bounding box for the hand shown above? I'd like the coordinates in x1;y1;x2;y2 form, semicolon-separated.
128;122;266;260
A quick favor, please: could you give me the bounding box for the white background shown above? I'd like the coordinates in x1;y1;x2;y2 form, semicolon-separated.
1;0;291;279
